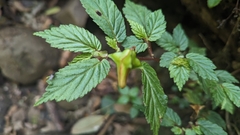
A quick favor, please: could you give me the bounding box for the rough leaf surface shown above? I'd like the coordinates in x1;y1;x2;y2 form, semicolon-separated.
34;24;101;52
35;59;110;106
141;62;168;135
81;0;126;42
197;119;227;135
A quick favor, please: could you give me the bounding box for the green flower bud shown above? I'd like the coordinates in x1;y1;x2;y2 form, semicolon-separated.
109;49;141;88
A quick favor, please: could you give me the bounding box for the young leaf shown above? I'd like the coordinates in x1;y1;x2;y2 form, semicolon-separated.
105;36;120;51
130;107;139;118
117;95;130;104
169;65;190;91
69;53;92;64
215;70;239;83
141;62;168;135
192;126;202;135
123;0;151;27
207;0;222;8
160;52;177;68
197;119;227;135
129;87;139;97
34;24;101;53
169;58;190;90
146;9;166;41
185;129;196;135
222;83;240;107
171;126;183;135
173;24;188;51
156;32;179;52
128;21;148;39
81;0;126;42
161;107;181;127
186;53;218;81
34;59;110;106
122;36;148;53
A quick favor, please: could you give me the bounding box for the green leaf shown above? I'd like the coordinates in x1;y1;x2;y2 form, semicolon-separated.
105;36;120;51
207;0;222;8
130;107;139;118
129;87;139;97
123;0;151;27
171;126;183;135
185;129;196;135
197;119;227;135
192;126;202;135
128;21;148;39
119;86;129;95
122;36;148;53
169;64;190;90
200;79;234;113
215;70;239;83
35;59;110;106
146;9;166;41
117;95;130;104
186;53;218;81
161;107;181;127
81;0;126;42
131;97;142;105
209;81;234;113
101;95;115;114
141;62;168;135
222;83;240;107
156;31;179;52
173;24;188;51
204;110;226;129
69;53;92;64
169;57;190;90
160;52;177;68
34;24;101;53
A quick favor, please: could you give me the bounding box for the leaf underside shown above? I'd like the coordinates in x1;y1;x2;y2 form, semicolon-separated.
35;59;110;106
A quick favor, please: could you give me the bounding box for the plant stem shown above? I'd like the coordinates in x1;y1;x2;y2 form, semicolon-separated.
138;57;159;62
144;39;154;58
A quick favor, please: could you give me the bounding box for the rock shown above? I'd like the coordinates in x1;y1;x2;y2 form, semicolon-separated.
54;0;88;27
0;26;60;84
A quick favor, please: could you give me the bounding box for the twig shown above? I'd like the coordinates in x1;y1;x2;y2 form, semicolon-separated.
38;77;64;131
137;56;160;62
218;0;239;28
198;33;216;55
225;111;234;135
231;68;240;75
144;39;154;58
231;123;240;135
97;114;116;135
